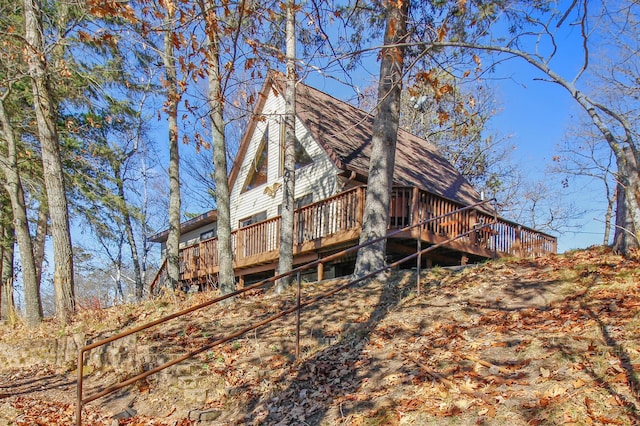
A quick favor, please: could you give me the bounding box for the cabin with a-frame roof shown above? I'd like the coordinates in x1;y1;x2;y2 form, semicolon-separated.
150;74;556;290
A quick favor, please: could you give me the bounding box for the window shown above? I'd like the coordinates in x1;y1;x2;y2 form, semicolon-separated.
200;229;216;241
243;126;269;192
294;137;313;169
277;194;314;215
296;193;314;209
239;211;267;228
279;120;313;176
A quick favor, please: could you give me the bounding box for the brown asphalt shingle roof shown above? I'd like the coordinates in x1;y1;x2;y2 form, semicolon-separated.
295;82;482;207
153;77;486;242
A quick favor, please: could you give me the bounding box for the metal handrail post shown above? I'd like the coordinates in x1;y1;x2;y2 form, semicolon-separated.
295;271;302;359
416;236;421;296
76;349;84;425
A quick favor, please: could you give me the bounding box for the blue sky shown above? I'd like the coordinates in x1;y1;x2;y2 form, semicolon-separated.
491;69;607;252
298;46;607;253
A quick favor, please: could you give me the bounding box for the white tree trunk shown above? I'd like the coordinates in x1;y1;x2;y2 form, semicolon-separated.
163;1;181;290
276;0;297;293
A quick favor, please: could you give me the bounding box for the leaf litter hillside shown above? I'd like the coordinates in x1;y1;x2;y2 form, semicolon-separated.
1;247;639;425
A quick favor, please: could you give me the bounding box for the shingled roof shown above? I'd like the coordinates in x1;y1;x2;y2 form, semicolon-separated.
153;77;487;243
293;81;483;207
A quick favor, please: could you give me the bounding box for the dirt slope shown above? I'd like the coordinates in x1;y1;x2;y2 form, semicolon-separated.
1;247;639;425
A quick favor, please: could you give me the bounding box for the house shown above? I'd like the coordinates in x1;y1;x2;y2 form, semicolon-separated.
150;73;556;290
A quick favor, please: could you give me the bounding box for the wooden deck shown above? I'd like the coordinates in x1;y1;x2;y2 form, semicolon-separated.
153;186;557;288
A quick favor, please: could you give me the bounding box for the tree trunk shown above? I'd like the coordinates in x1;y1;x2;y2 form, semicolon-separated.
33;201;48;285
613;147;640;252
603;185;616;246
163;0;181;290
0;99;42;325
113;163;144;299
114;245;124;303
0;206;17;325
140;154;150;289
353;0;409;278
125;217;143;299
200;0;235;296
23;0;75;322
276;0;297;293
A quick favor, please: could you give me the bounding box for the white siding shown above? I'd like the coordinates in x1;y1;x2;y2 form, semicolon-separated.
158;222;217;254
229;88;339;229
179;223;217;248
165;84;341;249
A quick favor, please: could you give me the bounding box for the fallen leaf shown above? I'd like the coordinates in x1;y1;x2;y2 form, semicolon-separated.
544;383;568;398
572;378;586;389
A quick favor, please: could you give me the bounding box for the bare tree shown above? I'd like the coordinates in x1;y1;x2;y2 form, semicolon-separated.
429;1;640;254
0;97;42;324
552;120;618;245
161;0;182;289
196;0;239;296
353;0;409;277
276;0;297;292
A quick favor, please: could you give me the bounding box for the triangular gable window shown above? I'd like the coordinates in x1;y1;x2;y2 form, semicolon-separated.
294;137;313;169
279;122;313;176
243;126;269;192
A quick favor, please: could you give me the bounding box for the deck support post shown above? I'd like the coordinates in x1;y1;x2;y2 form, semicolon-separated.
238;275;245;298
317;261;324;281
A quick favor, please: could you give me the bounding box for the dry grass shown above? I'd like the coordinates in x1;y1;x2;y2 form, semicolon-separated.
1;246;640;425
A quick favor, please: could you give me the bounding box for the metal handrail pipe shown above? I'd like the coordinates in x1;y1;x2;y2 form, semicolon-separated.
76;198;495;424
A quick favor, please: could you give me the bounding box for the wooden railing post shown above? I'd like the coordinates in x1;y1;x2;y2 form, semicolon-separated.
470;208;478;247
357;186;365;229
237;229;245;263
410;187;420;237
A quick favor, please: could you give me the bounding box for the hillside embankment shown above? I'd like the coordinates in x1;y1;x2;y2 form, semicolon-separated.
1;246;639;425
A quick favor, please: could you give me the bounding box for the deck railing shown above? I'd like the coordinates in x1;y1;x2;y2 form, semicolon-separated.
407;188;557;256
168;185;556;284
295;186;364;242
